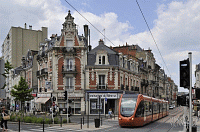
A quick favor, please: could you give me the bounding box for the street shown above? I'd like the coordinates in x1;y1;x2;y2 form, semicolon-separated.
6;106;190;132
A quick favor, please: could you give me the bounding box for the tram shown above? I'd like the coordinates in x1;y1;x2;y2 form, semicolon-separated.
118;94;169;127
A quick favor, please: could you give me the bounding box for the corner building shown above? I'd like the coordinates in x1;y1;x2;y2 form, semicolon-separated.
85;40;140;115
36;11;87;114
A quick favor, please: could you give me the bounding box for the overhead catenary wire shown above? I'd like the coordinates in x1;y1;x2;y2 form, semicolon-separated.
64;0;116;46
136;0;171;77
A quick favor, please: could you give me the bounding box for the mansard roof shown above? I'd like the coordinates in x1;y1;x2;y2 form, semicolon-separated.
88;40;117;55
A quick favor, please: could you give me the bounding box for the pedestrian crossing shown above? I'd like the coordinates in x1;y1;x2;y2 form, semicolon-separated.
9;126;88;132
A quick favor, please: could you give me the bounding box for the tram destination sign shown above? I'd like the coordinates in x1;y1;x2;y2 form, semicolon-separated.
89;93;117;99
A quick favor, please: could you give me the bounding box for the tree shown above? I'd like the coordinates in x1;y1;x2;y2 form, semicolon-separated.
1;60;13;89
11;77;33;110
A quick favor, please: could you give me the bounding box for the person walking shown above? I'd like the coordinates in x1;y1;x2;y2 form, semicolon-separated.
1;106;8;132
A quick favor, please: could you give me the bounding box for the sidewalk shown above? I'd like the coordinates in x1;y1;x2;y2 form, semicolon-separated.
60;116;118;131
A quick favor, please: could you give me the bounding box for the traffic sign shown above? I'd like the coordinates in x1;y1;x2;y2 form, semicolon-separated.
53;102;55;106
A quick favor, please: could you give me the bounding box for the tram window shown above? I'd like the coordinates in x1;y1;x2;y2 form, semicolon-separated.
153;102;157;114
149;102;152;112
135;101;144;117
144;101;150;116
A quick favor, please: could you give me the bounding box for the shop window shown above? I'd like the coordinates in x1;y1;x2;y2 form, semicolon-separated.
90;99;104;114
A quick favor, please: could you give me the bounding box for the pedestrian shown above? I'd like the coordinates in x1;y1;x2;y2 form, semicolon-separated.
198;109;200;121
1;106;8;132
108;108;112;119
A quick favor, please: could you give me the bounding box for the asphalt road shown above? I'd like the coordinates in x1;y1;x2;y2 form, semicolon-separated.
6;106;185;132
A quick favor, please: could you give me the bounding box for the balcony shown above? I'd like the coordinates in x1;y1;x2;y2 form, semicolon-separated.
126;85;129;91
62;65;77;74
36;70;40;77
121;84;124;90
62;47;76;54
65;86;74;92
97;84;107;90
41;68;48;75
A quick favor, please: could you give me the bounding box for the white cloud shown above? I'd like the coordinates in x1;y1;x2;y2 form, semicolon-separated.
1;0;200;93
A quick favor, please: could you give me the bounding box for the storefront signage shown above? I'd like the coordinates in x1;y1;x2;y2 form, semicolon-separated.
37;93;51;97
89;93;118;99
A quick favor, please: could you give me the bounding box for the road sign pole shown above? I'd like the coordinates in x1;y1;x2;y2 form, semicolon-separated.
189;52;192;132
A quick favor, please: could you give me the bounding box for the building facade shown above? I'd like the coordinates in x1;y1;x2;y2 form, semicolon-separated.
36;11;88;114
2;25;48;107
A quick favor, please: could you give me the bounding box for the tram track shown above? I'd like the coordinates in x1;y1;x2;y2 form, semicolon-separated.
145;107;184;132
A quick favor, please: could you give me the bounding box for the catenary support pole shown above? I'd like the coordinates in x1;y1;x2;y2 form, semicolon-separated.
189;52;192;132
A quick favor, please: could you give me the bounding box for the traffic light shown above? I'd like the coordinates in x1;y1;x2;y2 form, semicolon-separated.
180;59;190;88
64;91;68;100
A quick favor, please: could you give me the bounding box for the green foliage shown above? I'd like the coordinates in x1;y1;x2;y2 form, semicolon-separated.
1;60;13;89
31;116;37;123
36;118;44;124
63;118;67;123
17;116;21;121
44;118;50;124
10;115;16;121
11;77;34;109
54;117;60;124
24;116;32;123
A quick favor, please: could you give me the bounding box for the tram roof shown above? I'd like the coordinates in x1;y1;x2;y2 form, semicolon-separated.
122;94;139;98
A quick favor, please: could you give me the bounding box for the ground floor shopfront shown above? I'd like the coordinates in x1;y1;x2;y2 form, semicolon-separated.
86;91;122;115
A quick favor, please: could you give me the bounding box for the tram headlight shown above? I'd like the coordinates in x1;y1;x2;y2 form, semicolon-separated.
131;118;134;120
119;117;121;120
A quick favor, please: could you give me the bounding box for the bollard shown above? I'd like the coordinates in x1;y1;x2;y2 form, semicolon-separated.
101;117;102;126
43;120;44;132
19;119;20;132
60;116;62;127
114;113;115;119
81;118;82;129
83;116;84;125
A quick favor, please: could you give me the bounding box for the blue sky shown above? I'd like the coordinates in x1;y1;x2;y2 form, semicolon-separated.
0;0;198;93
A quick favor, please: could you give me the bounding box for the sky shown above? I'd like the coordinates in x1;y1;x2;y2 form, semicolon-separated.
0;0;199;93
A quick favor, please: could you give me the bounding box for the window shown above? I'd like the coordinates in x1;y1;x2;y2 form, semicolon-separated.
99;75;105;89
66;58;73;71
66;40;73;47
99;55;105;65
66;77;73;92
135;101;144;117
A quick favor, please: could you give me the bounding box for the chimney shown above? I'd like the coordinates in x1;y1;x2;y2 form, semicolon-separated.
126;42;128;46
29;25;32;30
99;39;104;45
84;25;89;49
24;23;27;29
88;45;92;51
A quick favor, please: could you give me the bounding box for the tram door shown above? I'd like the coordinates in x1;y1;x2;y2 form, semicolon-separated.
105;99;115;114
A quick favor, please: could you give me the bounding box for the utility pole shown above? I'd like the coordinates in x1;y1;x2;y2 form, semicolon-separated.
189;52;192;132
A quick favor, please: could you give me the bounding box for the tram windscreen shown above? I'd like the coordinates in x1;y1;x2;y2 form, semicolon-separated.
120;98;137;117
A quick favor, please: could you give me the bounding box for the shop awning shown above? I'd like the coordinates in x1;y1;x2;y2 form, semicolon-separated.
35;97;50;104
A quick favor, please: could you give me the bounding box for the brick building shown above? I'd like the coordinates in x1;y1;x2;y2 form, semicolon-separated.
36;11;88;114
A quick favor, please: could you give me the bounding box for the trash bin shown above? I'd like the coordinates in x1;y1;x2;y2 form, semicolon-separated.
186;124;197;132
94;119;100;128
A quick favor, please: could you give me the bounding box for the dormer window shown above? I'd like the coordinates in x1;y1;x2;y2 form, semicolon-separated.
99;55;105;65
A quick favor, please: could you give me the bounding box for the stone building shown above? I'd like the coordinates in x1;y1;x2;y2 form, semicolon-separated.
2;24;47;105
85;41;140;115
36;11;88;114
